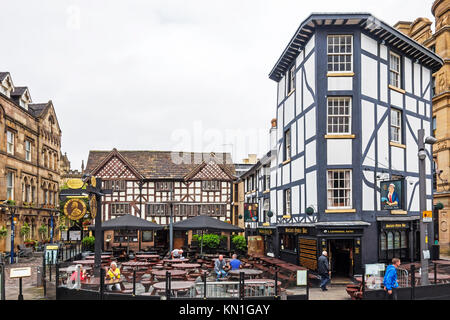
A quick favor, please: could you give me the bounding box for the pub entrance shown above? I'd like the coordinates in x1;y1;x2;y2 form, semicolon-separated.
329;238;354;278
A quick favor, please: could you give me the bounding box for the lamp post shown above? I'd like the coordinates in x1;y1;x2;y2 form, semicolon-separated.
165;190;178;254
417;129;437;286
1;201;17;264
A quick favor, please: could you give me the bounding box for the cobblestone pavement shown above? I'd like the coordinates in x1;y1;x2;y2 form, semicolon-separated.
3;254;48;300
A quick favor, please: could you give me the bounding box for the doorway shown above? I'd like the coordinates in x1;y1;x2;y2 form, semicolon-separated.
329;239;354;278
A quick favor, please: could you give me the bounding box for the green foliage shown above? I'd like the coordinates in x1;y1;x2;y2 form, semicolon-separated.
82;236;95;251
192;234;199;242
199;234;220;249
20;222;31;238
0;226;7;238
232;235;247;251
38;225;48;238
219;235;228;243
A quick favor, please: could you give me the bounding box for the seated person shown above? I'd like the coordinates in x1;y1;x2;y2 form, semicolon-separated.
67;265;86;289
171;249;184;260
105;262;121;291
214;255;228;281
229;254;241;270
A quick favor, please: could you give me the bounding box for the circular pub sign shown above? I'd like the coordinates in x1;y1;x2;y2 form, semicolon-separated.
90;195;97;219
64;199;87;220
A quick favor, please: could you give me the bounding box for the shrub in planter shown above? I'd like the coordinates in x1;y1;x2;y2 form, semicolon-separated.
20;222;31;239
231;235;247;253
82;236;95;251
201;234;220;250
0;226;8;239
38;225;48;239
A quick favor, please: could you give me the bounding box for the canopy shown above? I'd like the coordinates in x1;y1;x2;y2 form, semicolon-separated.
88;214;164;231
172;215;243;232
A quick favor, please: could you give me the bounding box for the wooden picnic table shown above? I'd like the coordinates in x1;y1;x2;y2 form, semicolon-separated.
229;269;263;278
136;254;160;261
80;277;123;289
163;258;188;264
151;269;187;279
121;261;152;267
244;278;282;286
72;260;95;265
415;272;450;284
151;281;195;297
172;263;201;270
86;255;111;259
278;263;307;272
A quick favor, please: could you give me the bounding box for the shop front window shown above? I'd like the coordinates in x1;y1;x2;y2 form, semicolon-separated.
281;234;296;252
380;228;410;262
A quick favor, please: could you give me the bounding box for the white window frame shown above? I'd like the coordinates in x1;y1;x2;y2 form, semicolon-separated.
284;189;291;215
327;35;353;73
287;65;295;94
389;52;401;89
390;108;402;144
7;172;14;200
7;131;14;154
284;129;291;161
327;97;352;134
327;170;352;209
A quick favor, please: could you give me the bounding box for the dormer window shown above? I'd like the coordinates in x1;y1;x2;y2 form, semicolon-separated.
0;74;14;98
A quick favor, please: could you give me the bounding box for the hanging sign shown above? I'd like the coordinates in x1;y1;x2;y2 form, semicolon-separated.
244;203;258;222
66;179;84;190
90;195;97;219
380;180;403;210
64;199;87;220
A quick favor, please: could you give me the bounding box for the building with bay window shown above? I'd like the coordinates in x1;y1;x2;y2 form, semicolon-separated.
259;13;443;278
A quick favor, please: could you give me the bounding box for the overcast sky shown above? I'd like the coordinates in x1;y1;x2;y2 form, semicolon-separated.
0;0;436;169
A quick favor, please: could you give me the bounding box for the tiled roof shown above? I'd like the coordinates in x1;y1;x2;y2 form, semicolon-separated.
85;150;236;180
0;72;10;81
28;103;48;117
11;87;28;97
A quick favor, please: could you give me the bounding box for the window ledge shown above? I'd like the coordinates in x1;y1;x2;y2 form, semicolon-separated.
390;210;407;215
263;190;270;194
325;209;356;213
390;141;406;149
282;215;292;219
327;72;354;77
388;85;406;94
282;158;291;165
262;222;270;226
287;89;295;97
324;134;356;139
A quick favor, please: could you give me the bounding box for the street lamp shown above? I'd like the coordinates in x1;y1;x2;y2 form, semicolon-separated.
1;201;17;264
165;190;178;254
417;129;437;286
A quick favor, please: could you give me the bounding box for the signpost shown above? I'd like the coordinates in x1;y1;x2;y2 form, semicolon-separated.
10;267;31;300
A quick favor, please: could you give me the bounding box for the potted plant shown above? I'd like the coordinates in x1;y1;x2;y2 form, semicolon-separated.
202;234;220;253
38;225;48;240
24;239;37;248
82;236;95;251
20;222;31;240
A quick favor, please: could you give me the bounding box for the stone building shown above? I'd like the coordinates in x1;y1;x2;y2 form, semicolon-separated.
0;72;62;252
394;0;450;255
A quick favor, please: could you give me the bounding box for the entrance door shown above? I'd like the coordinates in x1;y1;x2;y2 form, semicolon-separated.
329;239;354;278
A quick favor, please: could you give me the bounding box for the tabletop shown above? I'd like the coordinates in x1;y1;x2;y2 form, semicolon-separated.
72;260;95;265
81;277;122;285
244;279;282;286
163;258;188;263
136;254;160;259
172;263;201;269
229;269;263;275
86;255;111;259
152;281;195;291
121;261;151;267
151;269;187;277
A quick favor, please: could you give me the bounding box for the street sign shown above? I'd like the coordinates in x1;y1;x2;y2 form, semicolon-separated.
296;270;307;286
67;179;84;189
423;210;432;223
10;267;31;278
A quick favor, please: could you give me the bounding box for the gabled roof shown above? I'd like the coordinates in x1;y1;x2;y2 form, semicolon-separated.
85;150;236;180
28;102;48;117
0;72;10;81
11;87;31;103
269;13;444;82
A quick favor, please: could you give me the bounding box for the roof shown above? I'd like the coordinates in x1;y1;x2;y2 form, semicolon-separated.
269;13;444;82
11;87;28;97
85;149;236;180
28;103;48;117
172;215;243;232
0;72;10;81
88;214;164;231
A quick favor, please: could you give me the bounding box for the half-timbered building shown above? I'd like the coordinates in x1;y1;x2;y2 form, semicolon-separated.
84;149;236;250
262;13;443;276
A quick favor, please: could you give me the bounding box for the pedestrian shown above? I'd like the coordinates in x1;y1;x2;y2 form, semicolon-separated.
229;254;241;270
383;258;400;300
214;255;228;281
318;250;331;291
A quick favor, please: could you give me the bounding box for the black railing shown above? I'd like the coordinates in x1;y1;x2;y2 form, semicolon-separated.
0;262;5;300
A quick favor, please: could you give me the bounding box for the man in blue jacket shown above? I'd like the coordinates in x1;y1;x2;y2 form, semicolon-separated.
383;258;401;300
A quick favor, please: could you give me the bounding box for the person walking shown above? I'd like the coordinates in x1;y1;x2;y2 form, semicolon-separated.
318;251;331;291
383;258;401;300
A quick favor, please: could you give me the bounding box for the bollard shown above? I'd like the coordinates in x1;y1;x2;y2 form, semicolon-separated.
100;268;105;300
434;262;437;285
132;269;136;296
239;272;244;300
43;255;47;297
203;271;207;299
411;264;416;300
274;271;278;298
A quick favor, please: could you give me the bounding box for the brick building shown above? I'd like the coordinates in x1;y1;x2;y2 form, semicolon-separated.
0;72;62;252
394;0;450;255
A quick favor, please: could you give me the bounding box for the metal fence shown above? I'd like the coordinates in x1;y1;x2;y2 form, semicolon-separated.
0;262;5;300
55;263;307;300
362;261;450;300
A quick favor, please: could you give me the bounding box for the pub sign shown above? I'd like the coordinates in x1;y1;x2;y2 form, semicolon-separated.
244;203;258;222
380;180;403;210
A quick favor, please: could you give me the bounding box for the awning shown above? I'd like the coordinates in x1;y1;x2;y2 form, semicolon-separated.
376;216;420;222
171;215;243;232
87;214;164;231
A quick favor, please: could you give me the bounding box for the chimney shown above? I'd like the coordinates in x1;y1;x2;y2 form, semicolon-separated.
248;154;258;164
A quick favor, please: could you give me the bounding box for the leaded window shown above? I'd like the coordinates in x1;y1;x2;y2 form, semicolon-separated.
111;203;130;216
389;52;401;88
390;109;402;143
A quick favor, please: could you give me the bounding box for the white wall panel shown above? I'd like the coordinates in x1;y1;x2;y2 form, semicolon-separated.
362;171;374;211
391;146;404;172
380;44;388;60
300;184;305;214
404;58;412;94
282;163;290;185
413;63;421;97
278;78;285;105
361;33;378;55
305;35;315;57
305;171;317;209
406;115;420;173
291;156;304;182
291;122;297;156
277;105;284;141
305;108;316;140
305;140;316;168
390;89;403;109
422;66;431;97
327;139;352;165
405;96;416;112
285;94;295;125
380;63;388;103
297;117;305;153
362;100;375;166
292;185;300;215
377;106;389;168
328;76;353;91
362;54;378;99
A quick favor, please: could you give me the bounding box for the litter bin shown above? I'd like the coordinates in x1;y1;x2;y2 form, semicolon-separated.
431;244;440;260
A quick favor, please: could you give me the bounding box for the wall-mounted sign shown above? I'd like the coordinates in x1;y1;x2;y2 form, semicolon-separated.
382;223;408;229
380;180;403;210
323;229;355;234
258;228;273;235
296;270;308;286
423;211;432;223
244;203;258;222
64;199;87;220
69;230;81;241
